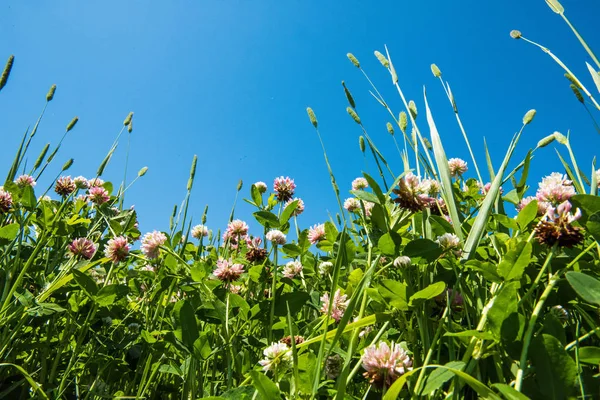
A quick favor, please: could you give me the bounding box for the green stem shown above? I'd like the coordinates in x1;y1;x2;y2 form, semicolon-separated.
268;246;278;343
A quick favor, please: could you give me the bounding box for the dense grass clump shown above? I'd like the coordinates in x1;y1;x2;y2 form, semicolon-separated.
1;1;600;398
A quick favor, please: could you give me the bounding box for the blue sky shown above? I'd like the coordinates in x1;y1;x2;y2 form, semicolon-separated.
1;0;599;239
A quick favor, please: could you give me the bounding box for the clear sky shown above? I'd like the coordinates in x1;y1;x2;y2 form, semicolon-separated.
1;0;599;238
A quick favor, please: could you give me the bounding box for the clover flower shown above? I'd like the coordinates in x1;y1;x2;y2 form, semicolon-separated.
448;158;468;177
393;256;411;268
69;238;96;259
88;186;110;205
273;176;296;202
517;196;550;216
282;260;303;279
73;176;89;189
254;181;267;193
392;173;438;212
320;289;349;322
245;236;267;262
88;178;105;188
266;229;286;245
308;223;326;244
361;342;413;387
0;187;12;213
104;236;130;263
536;172;575;205
223;219;249;240
14;174;36;188
55;176;76;197
258;342;292;373
141;230;167;259
318;261;334;275
213;259;244;282
191;224;209;239
436;233;461;251
352;177;369;190
344;198;360;212
535;200;583;248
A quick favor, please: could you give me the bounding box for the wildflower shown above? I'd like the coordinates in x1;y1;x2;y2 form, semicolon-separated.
229;284;243;294
318;261;334;275
448;158;468;177
141;230;167;259
535;201;583;248
550;305;569;321
363;201;375;217
223;219;249;240
320;289;349;322
55;176;76;197
0;187;12;213
191;224;209;239
352;177;369;190
435;288;464;310
88;186;110;205
392;173;438;212
596;169;600;188
282;260;303;279
280;335;305;346
325;354;343;380
88;177;105;188
14;174;36;188
266;229;286;245
479;182;504;196
517;196;549;216
308;223;326;244
68;237;96;259
344;198;360;212
258;342;292;373
104;236;130;263
393;256;411;268
246;236;267;262
38;195;52;202
273;176;296;202
436;233;460;251
73;176;89;189
254;181;267;193
285;197;305;216
536;172;575;205
213;259;245;282
361;342;413;387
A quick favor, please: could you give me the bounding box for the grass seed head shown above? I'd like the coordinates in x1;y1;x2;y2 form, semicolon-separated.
342;81;356;109
522;109;536;125
347;53;360;68
537;134;556;148
570;84;584;103
510;30;522;39
66;116;79;132
408;101;418;120
386;122;394;136
0;55;14;91
306;107;318;128
374;51;389;68
431;63;442;77
347;107;361;124
399;111;408;133
359;136;365;153
46;84;57;101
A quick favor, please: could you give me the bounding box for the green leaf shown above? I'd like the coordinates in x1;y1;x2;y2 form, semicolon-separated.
362;172;386;205
421;361;465;395
20;186;37;210
348;268;364;287
95;284;129;307
193;333;212;360
530;334;578;399
566;272;600;305
497;241;532;282
409;282;446;307
251;184;263;207
494;214;519;231
545;0;564;14
0;223;19;240
72;269;99;297
404;239;442;262
279;200;298;225
444;330;495;341
274;291;310;316
491;383;530;400
221;386;255;400
280;244;301;257
27;302;67;316
378;280;409;311
516;200;538;230
249;370;281;400
349;190;379;205
178;300;199;351
570;194;600;225
324;221;338;243
465;260;502;283
487;282;518;340
586;212;600;243
378;231;402;256
253;211;280;228
578;346;600;364
383;369;419;400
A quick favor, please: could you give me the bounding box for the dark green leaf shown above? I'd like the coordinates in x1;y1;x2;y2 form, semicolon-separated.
193;333;212;360
274;291;310;316
249;370;281;399
404;239;442;262
178;300;199;351
378;280;408;311
409;282;446;307
378;231;402;256
566;271;600;305
578;346;600;364
497;241;532;282
586;212;600;243
530;334;578;399
362;172;386;205
72;269;99;297
421;361;465;395
95;284;130;307
487;282;518;340
253;211;280;228
0;223;19;240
